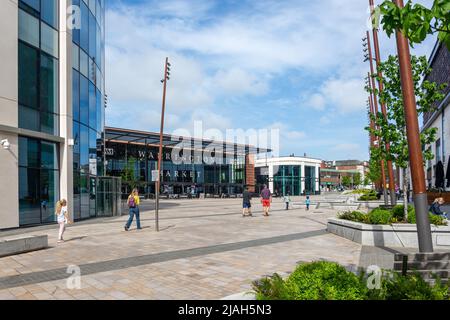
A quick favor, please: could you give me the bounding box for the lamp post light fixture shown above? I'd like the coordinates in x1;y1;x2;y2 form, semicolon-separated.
155;57;171;232
368;0;397;206
362;31;389;205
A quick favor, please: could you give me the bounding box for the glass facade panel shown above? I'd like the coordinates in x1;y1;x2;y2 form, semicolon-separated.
18;137;60;226
71;0;80;45
19;9;39;48
80;49;89;78
80;75;89;125
80;125;89;174
40;111;59;135
73;70;80;122
72;44;80;71
40;53;58;114
19;42;39;109
19;105;40;132
22;0;40;12
41;0;58;29
40;22;58;58
89;82;96;129
80;1;89;52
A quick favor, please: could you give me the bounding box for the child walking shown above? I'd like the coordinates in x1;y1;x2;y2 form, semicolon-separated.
305;195;311;211
56;199;70;243
283;193;291;210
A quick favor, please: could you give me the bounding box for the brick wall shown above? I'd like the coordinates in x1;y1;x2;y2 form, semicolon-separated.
245;154;255;192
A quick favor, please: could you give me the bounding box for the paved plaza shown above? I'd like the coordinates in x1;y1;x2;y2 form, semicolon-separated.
0;195;369;300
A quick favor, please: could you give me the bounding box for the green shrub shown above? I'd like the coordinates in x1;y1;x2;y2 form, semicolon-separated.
391;205;415;221
252;273;290;300
338;211;367;223
358;195;378;201
367;208;393;224
407;210;448;226
254;261;449;300
429;214;448;226
283;262;367;300
366;271;449;300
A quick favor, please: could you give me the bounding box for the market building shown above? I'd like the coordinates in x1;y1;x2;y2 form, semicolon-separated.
104;127;269;197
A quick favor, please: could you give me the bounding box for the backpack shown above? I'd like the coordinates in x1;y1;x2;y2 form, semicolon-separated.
128;196;136;208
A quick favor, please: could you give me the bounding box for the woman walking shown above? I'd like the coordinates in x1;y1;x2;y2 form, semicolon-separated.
56;199;70;243
124;188;142;231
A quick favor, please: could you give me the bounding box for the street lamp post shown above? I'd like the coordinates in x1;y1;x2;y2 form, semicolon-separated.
155;57;171;232
393;0;433;252
363;31;388;205
369;0;397;206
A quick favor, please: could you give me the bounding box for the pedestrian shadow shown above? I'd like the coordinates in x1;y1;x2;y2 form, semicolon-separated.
63;236;88;242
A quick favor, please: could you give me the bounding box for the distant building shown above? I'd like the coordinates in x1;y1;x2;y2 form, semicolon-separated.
255;156;322;195
420;41;450;190
320;160;369;189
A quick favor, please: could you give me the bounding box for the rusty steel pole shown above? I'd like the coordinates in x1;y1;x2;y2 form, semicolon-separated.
366;30;388;205
394;0;433;252
156;57;170;232
369;0;397;206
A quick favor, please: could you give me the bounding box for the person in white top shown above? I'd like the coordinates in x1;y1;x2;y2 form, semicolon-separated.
55;199;70;243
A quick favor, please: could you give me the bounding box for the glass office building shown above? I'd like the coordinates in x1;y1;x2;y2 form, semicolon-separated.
0;0;106;229
105;127;267;196
71;0;106;220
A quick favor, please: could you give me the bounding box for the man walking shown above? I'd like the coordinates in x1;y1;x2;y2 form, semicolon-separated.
260;184;272;216
242;186;252;217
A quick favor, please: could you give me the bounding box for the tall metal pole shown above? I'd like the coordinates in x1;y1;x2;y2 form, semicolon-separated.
367;74;375;149
393;0;433;252
369;0;397;205
156;57;170;232
366;30;388;205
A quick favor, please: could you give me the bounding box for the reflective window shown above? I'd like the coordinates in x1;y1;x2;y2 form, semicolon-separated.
89;12;96;59
72;44;80;71
19;105;40;132
80;49;89;78
71;0;80;45
41;141;59;170
80;124;89;173
19;42;39;108
19;9;39;48
41;22;58;58
21;0;40;12
89;82;96;129
41;0;58;29
89;0;96;16
73;70;80;122
40;111;59;136
73;121;80;154
80;75;89;126
80;1;89;52
18;137;60;226
40;53;58;114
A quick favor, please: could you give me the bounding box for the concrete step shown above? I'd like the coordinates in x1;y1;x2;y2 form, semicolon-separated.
394;260;450;271
394;252;450;262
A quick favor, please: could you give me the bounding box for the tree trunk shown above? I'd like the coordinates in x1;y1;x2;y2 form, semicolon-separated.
403;168;408;222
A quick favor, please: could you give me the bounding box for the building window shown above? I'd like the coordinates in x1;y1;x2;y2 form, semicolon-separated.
18;137;60;226
436;138;441;163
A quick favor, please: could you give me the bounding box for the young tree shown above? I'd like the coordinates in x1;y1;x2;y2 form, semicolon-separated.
366;55;446;221
378;0;450;50
353;172;362;187
342;176;352;188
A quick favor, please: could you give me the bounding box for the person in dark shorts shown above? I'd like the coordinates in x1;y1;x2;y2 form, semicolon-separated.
242;186;252;217
260;184;272;216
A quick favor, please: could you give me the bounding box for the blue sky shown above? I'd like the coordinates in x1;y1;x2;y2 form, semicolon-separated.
104;0;436;161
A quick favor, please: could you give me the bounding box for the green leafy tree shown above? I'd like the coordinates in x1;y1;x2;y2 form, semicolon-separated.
120;157;144;194
353;173;362;187
342;176;352;188
366;55;446;221
378;0;450;50
367;155;382;187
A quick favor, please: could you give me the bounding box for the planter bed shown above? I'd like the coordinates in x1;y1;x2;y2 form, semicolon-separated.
327;218;450;248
